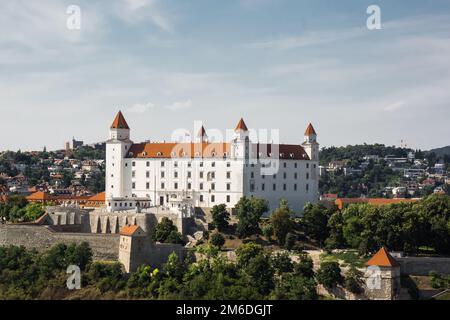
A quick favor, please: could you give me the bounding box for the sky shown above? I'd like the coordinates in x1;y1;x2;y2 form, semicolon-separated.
1;0;450;151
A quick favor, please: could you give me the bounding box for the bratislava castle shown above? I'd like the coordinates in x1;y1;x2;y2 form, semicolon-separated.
105;111;319;213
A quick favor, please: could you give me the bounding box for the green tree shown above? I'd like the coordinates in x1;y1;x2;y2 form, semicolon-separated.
316;261;343;288
235;197;268;238
302;204;333;247
210;233;225;249
293;254;315;278
344;266;364;294
152;217;178;243
271;273;317;300
271;252;293;274
211;204;230;232
270;199;294;245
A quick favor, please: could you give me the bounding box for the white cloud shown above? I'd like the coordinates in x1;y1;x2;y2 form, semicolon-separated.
164;100;193;111
118;0;174;33
127;102;155;113
384;101;407;112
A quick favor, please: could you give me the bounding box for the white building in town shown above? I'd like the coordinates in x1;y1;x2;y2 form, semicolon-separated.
105;111;319;213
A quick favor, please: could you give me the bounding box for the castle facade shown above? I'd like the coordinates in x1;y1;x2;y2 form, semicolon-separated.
105;111;319;212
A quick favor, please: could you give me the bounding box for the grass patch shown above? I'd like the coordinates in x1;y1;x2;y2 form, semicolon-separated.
320;250;368;268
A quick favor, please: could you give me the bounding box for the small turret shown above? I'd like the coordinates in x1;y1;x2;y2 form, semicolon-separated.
109;111;130;140
302;123;319;161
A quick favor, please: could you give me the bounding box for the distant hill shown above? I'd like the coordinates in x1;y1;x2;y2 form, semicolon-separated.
430;146;450;157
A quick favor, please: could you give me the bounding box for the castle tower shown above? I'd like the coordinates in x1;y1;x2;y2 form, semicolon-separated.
231;118;250;160
106;111;133;211
302;123;319;161
364;247;401;300
118;225;148;273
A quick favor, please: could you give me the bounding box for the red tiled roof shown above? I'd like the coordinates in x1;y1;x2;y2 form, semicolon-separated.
87;192;105;202
120;225;141;236
26;191;53;201
235;118;248;131
366;247;400;267
127;142;231;159
304;123;317;136
126;142;310;160
111;111;129;129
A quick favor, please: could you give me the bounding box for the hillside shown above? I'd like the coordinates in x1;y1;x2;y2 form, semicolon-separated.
430;146;450;157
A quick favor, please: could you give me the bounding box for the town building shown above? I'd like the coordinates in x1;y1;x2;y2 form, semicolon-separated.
105;111;319;213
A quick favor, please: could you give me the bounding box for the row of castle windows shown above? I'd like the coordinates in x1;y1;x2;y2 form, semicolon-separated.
124;182;309;193
126;170;310;180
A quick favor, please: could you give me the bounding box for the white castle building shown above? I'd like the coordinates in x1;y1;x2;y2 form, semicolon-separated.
105;111;319;213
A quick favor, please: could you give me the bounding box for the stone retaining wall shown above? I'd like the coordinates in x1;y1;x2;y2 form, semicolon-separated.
0;224;119;261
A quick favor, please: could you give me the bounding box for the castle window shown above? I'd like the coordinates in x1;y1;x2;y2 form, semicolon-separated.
294;184;297;191
227;162;231;167
223;152;228;158
283;184;286;191
188;183;192;190
132;171;136;178
251;172;255;179
294;173;298;179
161;171;165;178
142;152;147;157
146;171;150;178
200;171;204;179
306;163;310;169
200;183;204;190
174;161;178;167
250;183;255;192
262;183;265;191
174;183;178;190
211;195;215;203
132;161;136;167
187;171;192;178
211;172;215;179
227;172;231;179
227;183;231;191
211;183;215;190
111;185;114;189
174;171;178;178
306;183;309;192
226;195;230;203
125;163;128;167
146;182;150;189
295;163;298;168
161;161;165;167
132;182;135;189
212;162;215;167
188;162;192;167
200;162;204;167
306;173;310;179
161;182;165;189
146;161;150;167
200;195;204;202
273;184;276;191
283;172;287;179
290;153;294;158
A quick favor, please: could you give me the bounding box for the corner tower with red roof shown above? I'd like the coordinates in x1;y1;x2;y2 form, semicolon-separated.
364;247;401;300
302;123;319;162
106;111;137;211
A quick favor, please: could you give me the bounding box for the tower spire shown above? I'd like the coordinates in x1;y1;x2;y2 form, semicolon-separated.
235;118;248;132
111;111;130;129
